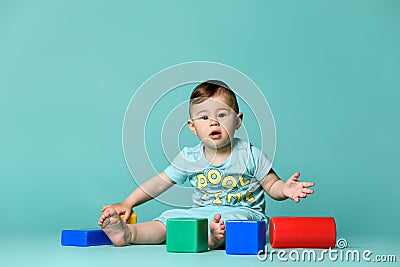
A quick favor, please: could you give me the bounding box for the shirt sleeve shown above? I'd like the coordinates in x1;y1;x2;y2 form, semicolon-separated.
250;144;273;181
164;150;189;184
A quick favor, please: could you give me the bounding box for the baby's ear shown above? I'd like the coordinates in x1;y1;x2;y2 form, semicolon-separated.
187;119;197;135
235;112;243;129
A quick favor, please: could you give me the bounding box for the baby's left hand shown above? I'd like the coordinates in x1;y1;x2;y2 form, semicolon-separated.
282;172;314;202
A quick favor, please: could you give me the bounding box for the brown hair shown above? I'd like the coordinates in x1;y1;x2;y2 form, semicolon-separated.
190;80;239;114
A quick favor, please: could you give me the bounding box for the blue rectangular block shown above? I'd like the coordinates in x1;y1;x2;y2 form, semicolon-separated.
225;220;266;255
61;229;112;246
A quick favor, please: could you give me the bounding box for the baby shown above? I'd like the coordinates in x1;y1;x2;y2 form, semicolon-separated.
98;80;314;248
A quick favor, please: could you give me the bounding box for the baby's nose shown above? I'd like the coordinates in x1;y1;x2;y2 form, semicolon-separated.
209;118;219;126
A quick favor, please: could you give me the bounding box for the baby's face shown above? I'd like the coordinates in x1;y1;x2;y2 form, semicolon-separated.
188;95;242;150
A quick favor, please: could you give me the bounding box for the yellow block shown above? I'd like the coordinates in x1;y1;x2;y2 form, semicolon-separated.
101;206;137;224
120;212;137;224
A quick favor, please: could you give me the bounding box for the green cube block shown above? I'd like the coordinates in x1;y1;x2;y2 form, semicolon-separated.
166;218;208;253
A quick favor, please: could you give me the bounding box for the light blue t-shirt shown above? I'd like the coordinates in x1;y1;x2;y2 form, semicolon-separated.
164;138;272;213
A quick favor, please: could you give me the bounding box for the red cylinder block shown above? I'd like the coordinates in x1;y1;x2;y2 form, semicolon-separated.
269;216;336;248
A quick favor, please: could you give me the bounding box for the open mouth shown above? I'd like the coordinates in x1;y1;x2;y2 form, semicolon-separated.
209;130;222;139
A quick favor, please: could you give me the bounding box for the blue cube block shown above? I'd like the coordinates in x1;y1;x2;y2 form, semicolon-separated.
61;229;113;246
225;220;266;255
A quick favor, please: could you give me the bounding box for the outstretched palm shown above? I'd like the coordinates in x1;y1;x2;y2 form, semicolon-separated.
282;172;314;202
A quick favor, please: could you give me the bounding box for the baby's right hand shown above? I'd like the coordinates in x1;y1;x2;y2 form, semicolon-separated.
101;201;133;222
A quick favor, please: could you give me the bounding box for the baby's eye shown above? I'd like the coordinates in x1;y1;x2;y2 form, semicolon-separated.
218;113;228;119
200;115;209;120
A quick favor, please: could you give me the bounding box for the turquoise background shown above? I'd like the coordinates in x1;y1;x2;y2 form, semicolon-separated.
0;1;399;265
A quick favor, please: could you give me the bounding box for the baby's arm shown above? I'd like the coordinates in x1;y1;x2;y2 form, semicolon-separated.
102;172;175;221
260;169;314;202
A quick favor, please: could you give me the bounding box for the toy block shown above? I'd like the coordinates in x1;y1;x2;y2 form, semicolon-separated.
225;220;266;255
101;206;137;224
269;216;336;248
61;229;112;246
120;211;137;224
166;218;208;253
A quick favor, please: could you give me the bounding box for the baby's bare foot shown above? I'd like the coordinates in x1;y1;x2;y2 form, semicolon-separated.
98;207;132;246
208;213;225;249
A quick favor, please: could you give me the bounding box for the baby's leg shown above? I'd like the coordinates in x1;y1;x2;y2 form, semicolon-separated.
98;207;166;246
208;213;226;249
